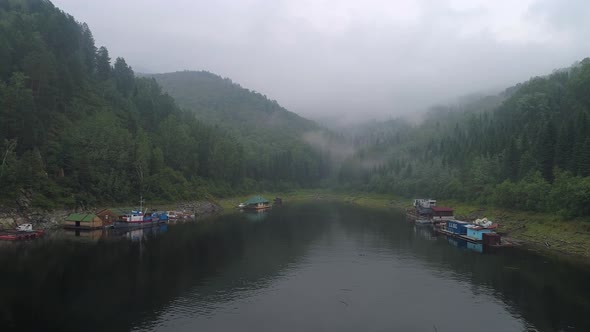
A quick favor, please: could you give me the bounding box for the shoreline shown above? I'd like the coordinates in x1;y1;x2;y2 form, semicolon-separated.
222;190;590;260
2;190;589;260
0;200;224;231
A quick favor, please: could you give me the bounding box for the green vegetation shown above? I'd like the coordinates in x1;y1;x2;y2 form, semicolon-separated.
0;0;326;209
0;0;247;207
337;61;590;219
221;191;590;257
151;71;330;187
2;0;590;261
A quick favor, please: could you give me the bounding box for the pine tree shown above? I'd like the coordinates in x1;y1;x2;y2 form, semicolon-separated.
95;46;111;80
113;57;135;96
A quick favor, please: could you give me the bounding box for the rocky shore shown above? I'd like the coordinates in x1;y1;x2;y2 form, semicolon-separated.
0;197;223;231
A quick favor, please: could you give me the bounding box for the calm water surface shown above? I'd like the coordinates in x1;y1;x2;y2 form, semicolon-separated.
1;202;589;332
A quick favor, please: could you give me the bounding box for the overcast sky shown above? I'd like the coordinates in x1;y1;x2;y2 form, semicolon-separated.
53;0;590;121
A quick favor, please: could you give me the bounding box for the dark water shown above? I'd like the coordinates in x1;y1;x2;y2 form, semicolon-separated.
1;202;589;332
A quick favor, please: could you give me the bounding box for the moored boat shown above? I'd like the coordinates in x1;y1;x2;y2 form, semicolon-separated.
406;198;436;221
241;195;272;210
167;211;179;220
435;219;512;248
112;208;167;229
0;224;45;241
63;213;104;230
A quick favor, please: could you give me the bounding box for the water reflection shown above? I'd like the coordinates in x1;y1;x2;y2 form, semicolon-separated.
0;202;588;332
240;209;269;222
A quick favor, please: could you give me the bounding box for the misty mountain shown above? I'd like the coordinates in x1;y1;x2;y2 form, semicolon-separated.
0;0;329;208
150;71;330;188
150;71;317;138
341;59;590;218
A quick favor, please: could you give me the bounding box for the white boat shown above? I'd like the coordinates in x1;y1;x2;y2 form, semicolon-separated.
415;219;432;225
16;224;34;232
167;211;179;220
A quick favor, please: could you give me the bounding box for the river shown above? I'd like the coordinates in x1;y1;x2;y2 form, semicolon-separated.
0;202;589;331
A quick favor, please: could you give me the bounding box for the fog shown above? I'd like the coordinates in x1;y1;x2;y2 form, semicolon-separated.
53;0;590;122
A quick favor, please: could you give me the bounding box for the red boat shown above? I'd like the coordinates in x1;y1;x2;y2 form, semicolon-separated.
0;224;45;241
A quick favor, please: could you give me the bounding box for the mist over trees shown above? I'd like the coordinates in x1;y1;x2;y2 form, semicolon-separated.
2;0;590;221
151;71;331;189
0;0;325;208
338;61;590;218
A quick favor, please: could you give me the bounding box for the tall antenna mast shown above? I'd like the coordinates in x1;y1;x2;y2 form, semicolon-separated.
139;195;145;213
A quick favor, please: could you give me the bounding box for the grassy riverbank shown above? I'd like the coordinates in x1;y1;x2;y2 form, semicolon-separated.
438;200;590;258
219;190;590;258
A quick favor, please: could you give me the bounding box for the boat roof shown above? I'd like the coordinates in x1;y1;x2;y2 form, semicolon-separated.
244;195;270;205
65;213;98;222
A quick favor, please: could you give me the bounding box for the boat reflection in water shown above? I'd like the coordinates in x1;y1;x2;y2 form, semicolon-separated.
62;229;107;242
241;209;269;222
448;236;484;253
413;225;437;240
125;223;168;241
2;202;590;332
62;223;168;242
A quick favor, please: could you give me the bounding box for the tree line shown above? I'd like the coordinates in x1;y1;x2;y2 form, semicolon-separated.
337;60;590;218
0;0;327;209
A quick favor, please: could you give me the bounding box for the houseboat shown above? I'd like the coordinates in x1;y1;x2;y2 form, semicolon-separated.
241;196;272;210
113;209;165;229
63;213;104;230
431;206;455;222
95;208;131;227
435;219;511;248
406;198;436;221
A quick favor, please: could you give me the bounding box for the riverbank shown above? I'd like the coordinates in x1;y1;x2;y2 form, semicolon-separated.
218;190;402;211
3;189;589;259
438;200;590;259
0;200;224;231
222;190;590;259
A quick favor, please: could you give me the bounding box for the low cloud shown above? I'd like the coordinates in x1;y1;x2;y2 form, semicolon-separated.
53;0;590;122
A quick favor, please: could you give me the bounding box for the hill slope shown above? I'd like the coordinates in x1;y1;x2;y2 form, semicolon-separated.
1;0;322;208
341;59;590;218
151;71;329;186
151;71;317;136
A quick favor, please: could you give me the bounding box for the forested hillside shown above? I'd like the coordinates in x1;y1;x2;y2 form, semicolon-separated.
2;0;589;219
151;71;330;188
0;0;322;209
342;60;590;218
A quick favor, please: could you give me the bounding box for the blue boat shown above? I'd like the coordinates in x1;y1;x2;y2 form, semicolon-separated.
446;220;469;235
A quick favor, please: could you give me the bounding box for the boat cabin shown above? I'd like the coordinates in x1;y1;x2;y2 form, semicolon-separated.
465;226;495;240
96;208;132;226
413;199;436;209
149;211;168;222
64;213;103;229
242;195;271;210
120;211;144;223
465;223;498;240
446;220;469;235
431;206;454;221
